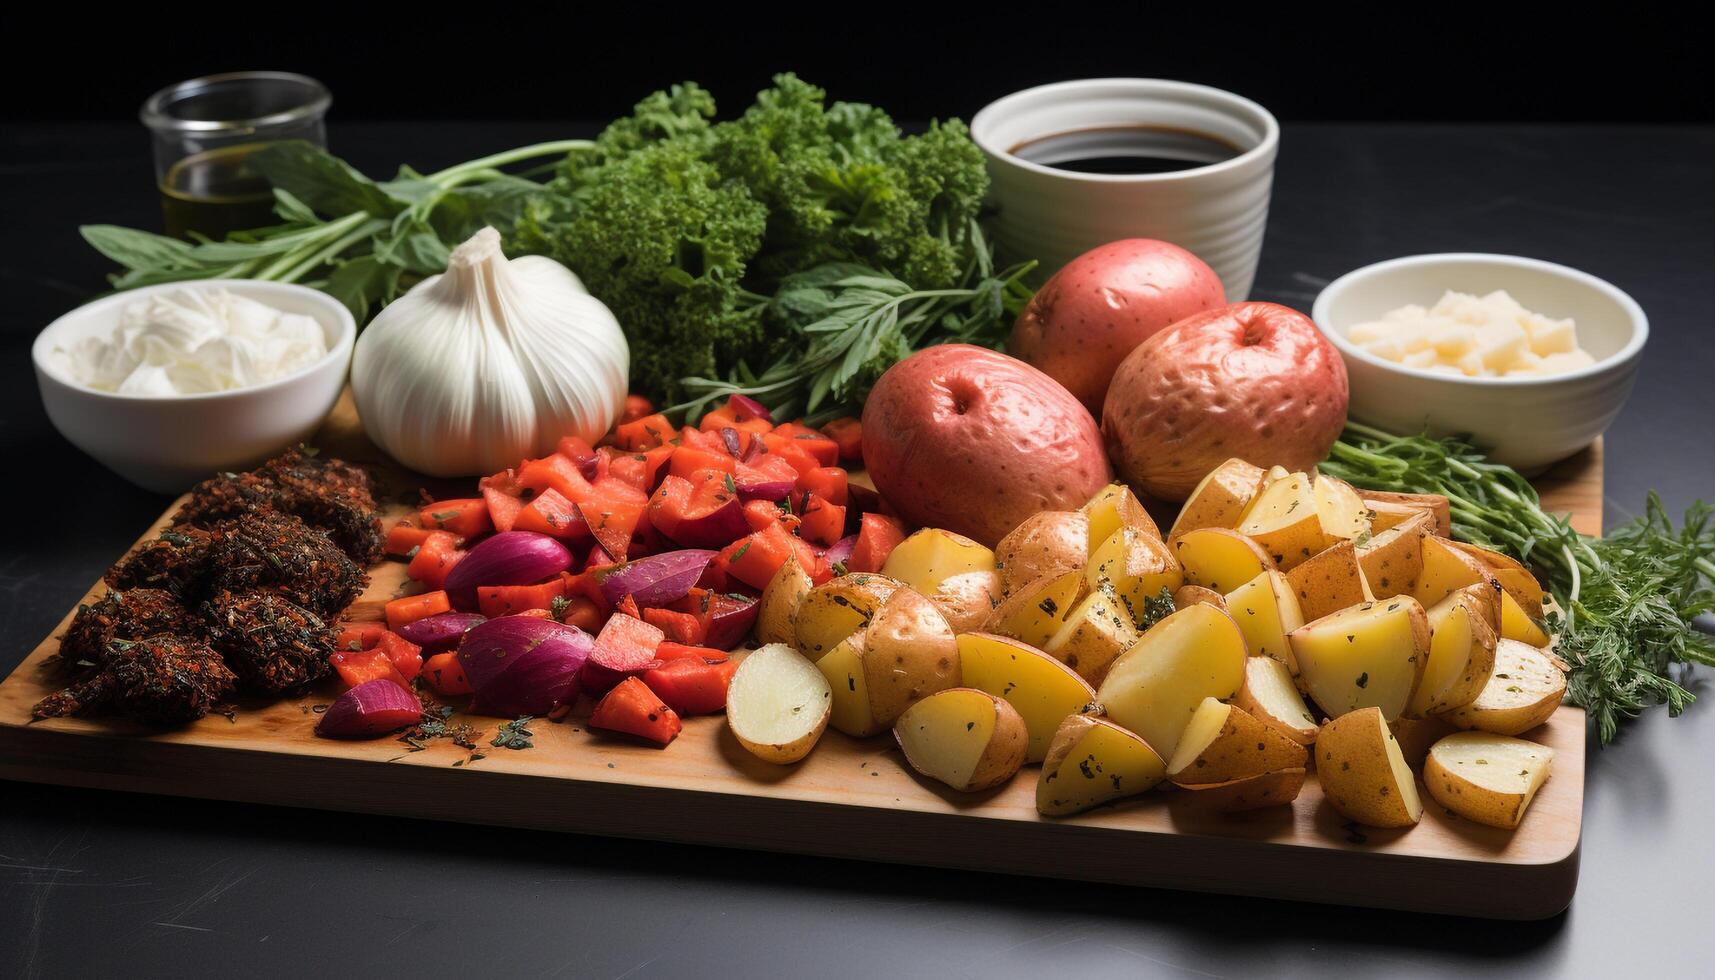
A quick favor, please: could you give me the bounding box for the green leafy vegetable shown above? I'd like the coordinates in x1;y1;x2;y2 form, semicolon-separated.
1323;421;1715;743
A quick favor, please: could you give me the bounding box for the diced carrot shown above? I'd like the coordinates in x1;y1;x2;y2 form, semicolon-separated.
735;451;799;490
719;523;817;591
375;630;423;682
698;398;773;437
577;494;645;561
795;466;849;507
385;590;452;631
330;649;410;692
589;677;681;745
519;454;593;503
821;417;864;465
555;436;599;476
771;422;840;467
422;651;473;696
741;498;790;534
418;498;492;539
481;486;525;533
335;621;388;653
513;487;591;541
516;608;554;620
642;607;707;646
601;449;654;494
847;512;906;573
798;495;846;548
384;519;435;557
620;395;654;424
613;412;675;451
668;444;738;481
649;472;741;547
407;532;464;590
556;595;606;633
759;433;820;476
477;579;568;618
653;641;729;664
642;657;739;715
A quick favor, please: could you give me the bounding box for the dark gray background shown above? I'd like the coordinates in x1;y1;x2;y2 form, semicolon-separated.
3;118;1713;977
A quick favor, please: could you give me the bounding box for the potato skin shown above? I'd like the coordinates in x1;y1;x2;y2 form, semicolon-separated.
862;587;961;728
965;695;1030;791
756;555;814;646
1177;768;1307;812
1009;239;1226;415
927;570;1004;633
1103;303;1349;501
1317;707;1421;828
996;511;1089;592
862;345;1112;547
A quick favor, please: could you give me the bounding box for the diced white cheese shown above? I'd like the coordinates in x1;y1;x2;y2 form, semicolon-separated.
1343;290;1592;378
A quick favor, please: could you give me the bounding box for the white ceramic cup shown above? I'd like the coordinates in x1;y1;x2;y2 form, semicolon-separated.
971;79;1279;300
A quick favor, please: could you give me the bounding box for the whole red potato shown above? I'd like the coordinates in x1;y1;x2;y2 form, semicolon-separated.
1010;239;1226;415
862;345;1112;547
1102;302;1348;501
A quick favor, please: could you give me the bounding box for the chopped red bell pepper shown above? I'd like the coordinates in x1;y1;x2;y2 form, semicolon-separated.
422;651;473;695
406;532;464;590
385;590;451;631
577;493;645;561
330;648;411;692
417;498;492;539
642;656;739;715
374;630;423;682
718;522;818;591
642;606;707;646
771;422;840;467
848;512;906;573
589;677;681;746
519;453;593;503
797;495;846;548
668;444;738;481
513;488;591;541
334;621;388;653
613;412;675;451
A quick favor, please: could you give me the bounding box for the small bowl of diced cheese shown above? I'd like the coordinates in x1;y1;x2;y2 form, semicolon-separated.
1312;253;1648;472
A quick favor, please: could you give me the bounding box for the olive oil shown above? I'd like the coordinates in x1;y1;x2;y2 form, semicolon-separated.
1010;125;1240;175
158;142;279;239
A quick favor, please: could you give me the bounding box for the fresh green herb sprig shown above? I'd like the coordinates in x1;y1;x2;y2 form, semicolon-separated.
1323;421;1715;742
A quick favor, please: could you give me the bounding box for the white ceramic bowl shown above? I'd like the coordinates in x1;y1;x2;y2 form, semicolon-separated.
33;280;355;493
971;78;1278;300
1313;254;1647;472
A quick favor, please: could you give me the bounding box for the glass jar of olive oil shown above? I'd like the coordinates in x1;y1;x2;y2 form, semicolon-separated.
140;72;331;239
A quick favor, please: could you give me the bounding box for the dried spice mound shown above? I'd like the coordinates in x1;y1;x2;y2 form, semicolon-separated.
58;588;202;675
34;634;236;726
105;527;214;600
205;512;365;617
202;589;335;694
174;449;383;565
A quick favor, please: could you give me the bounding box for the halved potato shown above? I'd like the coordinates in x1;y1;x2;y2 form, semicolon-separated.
1501;591;1552;647
924;569;1005;633
1289;597;1430;723
794;573;901;659
894;688;1028;792
1444;639;1566;735
1176;768;1307;812
1355;513;1431;600
809;582;960;737
1083;483;1162;549
1224;569;1304;672
1235;472;1324;569
756;554;814;646
1173;585;1228;612
984;570;1083;649
1235;656;1320;745
1314;475;1372;545
1095;604;1248;759
817;636;875;736
1424;731;1555;829
957;632;1096;763
1411;536;1492;608
1044;585;1142;686
1173;527;1277;594
1317;706;1423;828
1168;458;1267;542
1085;526;1182;620
882;528;997;595
996;511;1089;592
1407;587;1498;716
726;643;832;764
1166;697;1308;784
1285;540;1372;621
1359;490;1451;537
1036;714;1167;816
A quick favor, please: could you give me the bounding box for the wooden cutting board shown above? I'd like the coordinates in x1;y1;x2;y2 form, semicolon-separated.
0;399;1601;920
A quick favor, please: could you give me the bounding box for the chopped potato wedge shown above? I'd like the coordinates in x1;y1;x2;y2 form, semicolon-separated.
1095;604;1247;759
726;643;832;764
1389;714;1457;769
1166;697;1308;784
882;528;997;596
924;569;1004;633
1355;514;1431;600
807;581;959;737
1177;768;1307;812
1317;706;1423;828
1424;731;1555;829
1408;587;1498;716
1173;585;1228;612
1359;490;1451;537
1083;483;1162;549
1236;472;1324;570
1500;590;1552;647
1045;585;1142;686
984;570;1084;649
894;688;1027;792
1173;527;1277;594
756;555;814;646
1085;527;1182;619
1313;475;1372;545
1412;536;1492;608
1286;540;1372;621
1036;714;1167;816
795;574;901;659
1289;597;1430;723
1224;570;1304;673
1365;499;1436;535
1168;459;1267;542
1235;656;1320;745
818;636;875;737
957;632;1095;763
1444;540;1547;618
1444;639;1566;735
996;511;1089;592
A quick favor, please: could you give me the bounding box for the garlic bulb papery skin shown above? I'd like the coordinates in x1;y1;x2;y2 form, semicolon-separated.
351;227;629;477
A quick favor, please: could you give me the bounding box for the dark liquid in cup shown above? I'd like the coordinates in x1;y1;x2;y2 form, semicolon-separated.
159;143;279;239
1009;125;1241;175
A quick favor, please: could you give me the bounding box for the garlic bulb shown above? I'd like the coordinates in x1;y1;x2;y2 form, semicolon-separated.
351;228;629;477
